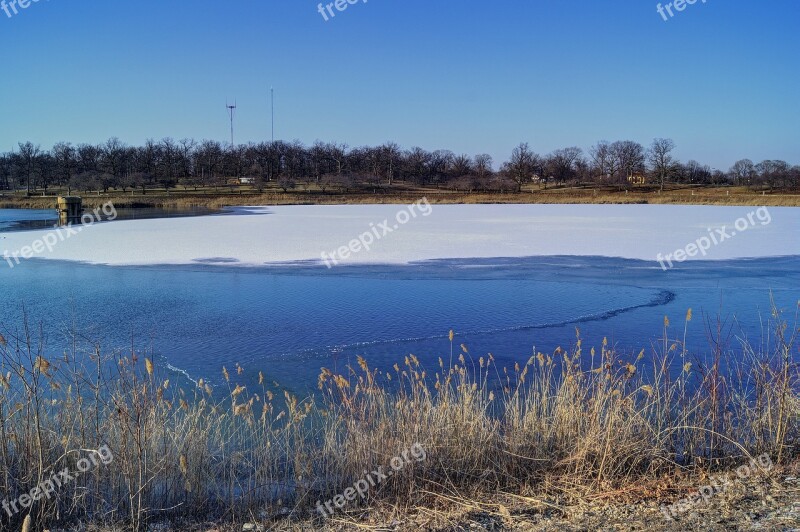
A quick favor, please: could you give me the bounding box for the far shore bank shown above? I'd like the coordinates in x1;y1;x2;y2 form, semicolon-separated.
2;184;800;210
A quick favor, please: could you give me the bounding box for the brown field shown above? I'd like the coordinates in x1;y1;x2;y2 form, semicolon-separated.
1;184;799;210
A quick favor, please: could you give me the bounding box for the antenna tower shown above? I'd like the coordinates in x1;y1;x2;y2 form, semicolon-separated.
226;99;237;146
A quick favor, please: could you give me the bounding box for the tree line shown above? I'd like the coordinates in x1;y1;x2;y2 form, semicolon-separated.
0;137;796;195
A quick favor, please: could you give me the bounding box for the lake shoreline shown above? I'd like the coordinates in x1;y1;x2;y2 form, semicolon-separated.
134;469;800;531
1;314;797;531
2;184;800;210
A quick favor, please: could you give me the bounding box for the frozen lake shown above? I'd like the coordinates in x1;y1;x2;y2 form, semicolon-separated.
0;204;797;394
1;203;798;267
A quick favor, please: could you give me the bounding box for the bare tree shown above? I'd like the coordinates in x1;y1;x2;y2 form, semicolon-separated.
451;154;474;178
53;142;77;191
612;140;645;187
428;150;454;186
100;137;127;190
382;142;401;186
681;159;711;185
648;138;676;192
277;174;296;193
730;159;755;186
0;154;11;190
16;142;41;195
756;159;791;189
790;166;800;190
504;142;539;192
590;141;619;184
474;154;493;179
405;147;431;186
178;138;197;180
545;147;583;184
309;141;327;184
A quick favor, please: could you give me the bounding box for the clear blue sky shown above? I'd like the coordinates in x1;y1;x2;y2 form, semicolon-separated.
1;0;797;169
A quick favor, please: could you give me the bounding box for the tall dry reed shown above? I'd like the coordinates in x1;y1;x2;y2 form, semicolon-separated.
0;306;796;530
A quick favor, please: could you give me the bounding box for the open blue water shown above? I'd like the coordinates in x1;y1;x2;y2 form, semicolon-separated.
0;208;58;231
0;252;797;396
0;206;213;232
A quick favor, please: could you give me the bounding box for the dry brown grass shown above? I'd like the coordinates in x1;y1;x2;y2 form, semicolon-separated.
2;184;799;210
0;306;797;531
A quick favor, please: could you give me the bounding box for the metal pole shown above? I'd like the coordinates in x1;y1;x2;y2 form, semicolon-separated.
271;87;274;143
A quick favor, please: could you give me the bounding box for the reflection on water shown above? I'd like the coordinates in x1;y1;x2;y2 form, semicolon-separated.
0;207;215;232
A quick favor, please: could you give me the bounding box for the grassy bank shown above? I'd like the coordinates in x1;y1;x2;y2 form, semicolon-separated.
2;184;800;210
0;309;797;531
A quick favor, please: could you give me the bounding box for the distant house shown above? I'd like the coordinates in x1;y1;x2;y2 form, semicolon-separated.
227;177;254;185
